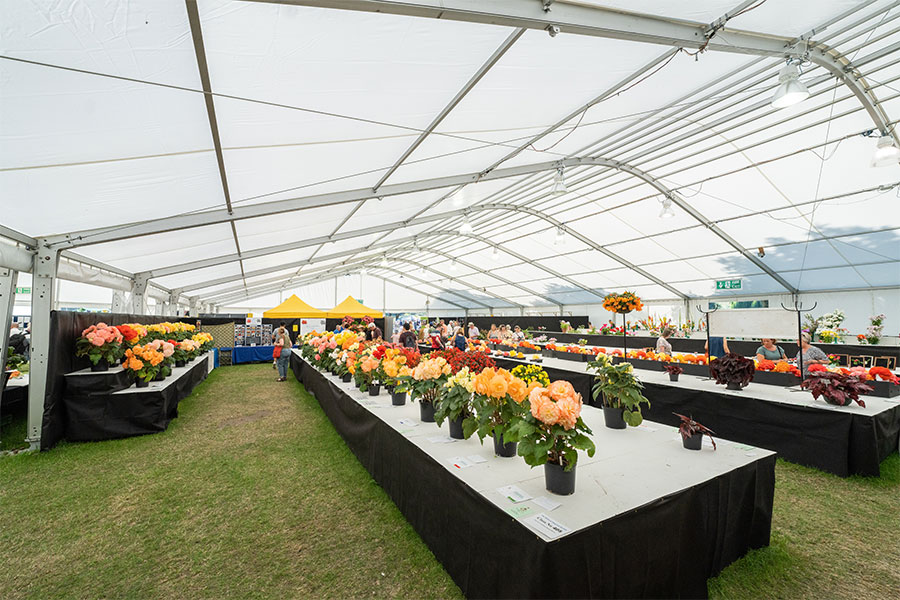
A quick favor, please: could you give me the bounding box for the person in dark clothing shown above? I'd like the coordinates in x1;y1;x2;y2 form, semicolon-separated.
399;322;418;349
452;328;467;351
705;336;730;359
366;322;383;341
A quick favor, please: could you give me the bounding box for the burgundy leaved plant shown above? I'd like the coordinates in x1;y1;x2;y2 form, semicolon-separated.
674;412;716;450
801;371;871;408
709;353;755;387
663;364;683;375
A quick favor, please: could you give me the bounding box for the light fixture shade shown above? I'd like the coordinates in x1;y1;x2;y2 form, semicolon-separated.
554;226;566;246
771;64;809;108
491;247;500;260
872;136;900;167
450;260;458;271
459;217;474;235
659;197;675;219
551;169;567;195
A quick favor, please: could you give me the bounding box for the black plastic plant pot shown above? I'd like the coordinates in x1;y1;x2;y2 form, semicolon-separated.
342;373;352;383
175;360;186;368
492;432;517;457
419;400;436;423
135;378;150;388
368;384;380;396
669;373;679;382
90;358;109;372
602;406;627;429
682;432;703;450
544;461;576;495
154;370;166;382
391;391;407;406
449;415;465;439
726;382;743;391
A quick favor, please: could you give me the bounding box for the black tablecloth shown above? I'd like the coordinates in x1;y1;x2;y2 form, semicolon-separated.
62;357;209;442
291;353;775;599
639;382;900;478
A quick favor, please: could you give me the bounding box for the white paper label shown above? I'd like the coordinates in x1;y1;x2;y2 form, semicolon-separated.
398;418;419;427
466;454;488;464
497;485;532;503
525;513;571;539
427;435;457;444
533;496;561;511
448;456;472;469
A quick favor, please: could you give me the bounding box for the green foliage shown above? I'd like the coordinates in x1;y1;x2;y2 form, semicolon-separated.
433;383;472;430
469;392;527;444
5;347;25;371
509;416;595;472
588;357;650;427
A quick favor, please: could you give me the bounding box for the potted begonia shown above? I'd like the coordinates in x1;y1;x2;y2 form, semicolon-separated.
709;352;755;390
801;371;871;407
409;356;451;422
122;344;164;388
675;413;717;451
664;363;683;382
589;355;650;428
435;368;476;439
75;323;124;371
507;380;595;495
469;367;529;456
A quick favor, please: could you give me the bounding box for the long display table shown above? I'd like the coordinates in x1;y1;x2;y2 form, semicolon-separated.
495;356;900;477
62;356;210;442
291;351;775;599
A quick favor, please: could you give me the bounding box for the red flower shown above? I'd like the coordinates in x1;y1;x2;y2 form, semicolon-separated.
869;366;898;384
757;359;775;371
808;364;828;373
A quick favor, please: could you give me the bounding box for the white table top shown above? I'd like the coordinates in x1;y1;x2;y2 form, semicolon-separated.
510;355;900;418
111;357;207;395
295;351;775;543
5;373;28;388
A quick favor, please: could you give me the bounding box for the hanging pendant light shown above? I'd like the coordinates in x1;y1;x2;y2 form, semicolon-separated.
450;259;458;271
550;167;568;195
658;196;675;219
771;63;809;109
491;247;500;261
554;226;566;246
459;214;474;235
871;135;900;167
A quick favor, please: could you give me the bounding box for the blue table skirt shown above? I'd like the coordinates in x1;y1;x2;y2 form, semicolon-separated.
232;345;277;364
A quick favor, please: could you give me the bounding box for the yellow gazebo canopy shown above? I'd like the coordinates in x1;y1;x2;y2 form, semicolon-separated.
326;296;384;319
263;295;326;319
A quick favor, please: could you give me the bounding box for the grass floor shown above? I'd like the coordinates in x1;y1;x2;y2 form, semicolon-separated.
1;363;897;599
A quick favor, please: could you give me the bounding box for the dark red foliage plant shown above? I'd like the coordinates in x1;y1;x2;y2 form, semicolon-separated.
663;364;683;375
674;413;716;450
708;353;755;387
801;371;870;408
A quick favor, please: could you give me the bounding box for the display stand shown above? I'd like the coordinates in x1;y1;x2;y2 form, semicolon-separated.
782;301;817;381
697;304;717;379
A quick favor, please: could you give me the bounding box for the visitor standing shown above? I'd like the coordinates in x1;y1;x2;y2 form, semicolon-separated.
399;322;418;349
468;322;479;338
796;332;830;376
274;324;292;382
755;338;787;361
705;336;730;359
453;328;467;351
656;327;674;356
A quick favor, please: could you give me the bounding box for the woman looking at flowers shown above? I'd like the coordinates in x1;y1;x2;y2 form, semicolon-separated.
796;332;829;376
755;338;786;362
274;325;292;382
655;327;674;356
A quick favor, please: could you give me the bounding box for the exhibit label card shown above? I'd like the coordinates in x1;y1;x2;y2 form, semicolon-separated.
525;513;571;540
448;456;472;469
533;496;561;511
398;418;419;427
466;454;488;464
497;485;532;503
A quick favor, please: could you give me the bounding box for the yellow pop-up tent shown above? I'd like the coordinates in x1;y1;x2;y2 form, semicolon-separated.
326;296;384;319
263;295;326;319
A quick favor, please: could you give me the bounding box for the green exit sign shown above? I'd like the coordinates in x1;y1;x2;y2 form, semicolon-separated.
15;287;31;294
715;279;741;290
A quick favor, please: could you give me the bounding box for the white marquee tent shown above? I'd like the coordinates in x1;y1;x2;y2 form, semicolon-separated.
2;0;900;445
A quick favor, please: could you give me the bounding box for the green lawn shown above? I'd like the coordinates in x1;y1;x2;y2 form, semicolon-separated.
1;364;897;599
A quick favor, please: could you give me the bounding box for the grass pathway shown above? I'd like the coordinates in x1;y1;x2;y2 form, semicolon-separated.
1;363;897;598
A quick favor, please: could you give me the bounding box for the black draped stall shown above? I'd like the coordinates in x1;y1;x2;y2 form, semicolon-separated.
291;353;775;599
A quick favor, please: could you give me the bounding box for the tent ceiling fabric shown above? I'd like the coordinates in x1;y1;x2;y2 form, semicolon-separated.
2;0;899;308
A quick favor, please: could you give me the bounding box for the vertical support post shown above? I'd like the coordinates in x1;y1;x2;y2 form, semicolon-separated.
168;293;179;317
111;290;127;313
382;278;386;313
797;307;804;381
621;312;627;361
131;274;149;315
189;298;199;318
0;268;19;443
27;240;59;450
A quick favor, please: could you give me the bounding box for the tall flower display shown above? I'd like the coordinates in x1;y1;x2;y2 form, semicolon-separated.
75;323;124;368
602;291;643;314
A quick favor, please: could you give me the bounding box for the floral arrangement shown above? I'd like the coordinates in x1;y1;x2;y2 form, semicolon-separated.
602;291;643;314
511;364;550;387
817;328;840;344
75;323;124;367
589;355;650;426
116;324;143;346
379;347;415;391
469;367;530;444
354;355;381;391
507;380;595;471
820;309;845;330
801;371;871;407
427;348;494;374
861;313;885;345
122;344;165;383
869;366;898;384
435;368;477;436
192;332;213;351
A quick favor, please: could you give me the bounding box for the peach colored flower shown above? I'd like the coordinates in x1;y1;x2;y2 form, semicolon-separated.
537;400;560;426
548;380;575;402
507;377;527;403
555;396;580;430
488;375;508;399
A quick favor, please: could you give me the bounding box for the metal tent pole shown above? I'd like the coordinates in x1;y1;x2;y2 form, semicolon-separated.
0;268;19;447
27;241;59;450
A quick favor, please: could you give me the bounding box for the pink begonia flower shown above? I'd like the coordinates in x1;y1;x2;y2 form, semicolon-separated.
90;335;105;347
315;354;321;360
97;322;108;329
161;342;175;358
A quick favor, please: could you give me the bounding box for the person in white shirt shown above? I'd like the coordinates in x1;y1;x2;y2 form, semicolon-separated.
468;322;479;338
